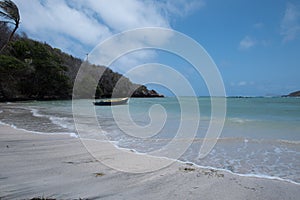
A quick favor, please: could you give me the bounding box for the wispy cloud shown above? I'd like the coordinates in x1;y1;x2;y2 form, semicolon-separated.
237;81;247;86
14;0;112;56
280;2;300;43
231;81;254;87
239;36;256;50
84;0;170;31
159;0;205;18
14;0;204;58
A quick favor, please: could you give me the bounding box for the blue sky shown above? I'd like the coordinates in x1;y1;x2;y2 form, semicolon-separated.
12;0;300;96
172;0;300;96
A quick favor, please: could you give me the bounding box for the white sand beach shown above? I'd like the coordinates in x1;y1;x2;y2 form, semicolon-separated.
0;124;299;200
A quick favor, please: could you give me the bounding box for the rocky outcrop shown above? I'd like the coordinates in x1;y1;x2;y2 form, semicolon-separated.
282;90;300;97
132;86;164;98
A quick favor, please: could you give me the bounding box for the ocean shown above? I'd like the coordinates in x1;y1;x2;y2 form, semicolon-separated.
0;97;299;183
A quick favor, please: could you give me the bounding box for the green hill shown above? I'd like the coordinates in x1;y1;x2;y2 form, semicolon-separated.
0;24;163;101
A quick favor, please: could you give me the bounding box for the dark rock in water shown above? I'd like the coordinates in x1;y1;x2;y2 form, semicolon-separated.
282;90;300;97
132;86;164;98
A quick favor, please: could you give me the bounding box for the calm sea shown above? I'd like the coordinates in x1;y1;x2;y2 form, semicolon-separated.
0;97;299;183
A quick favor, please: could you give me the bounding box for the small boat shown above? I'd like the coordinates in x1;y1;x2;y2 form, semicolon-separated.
93;97;129;106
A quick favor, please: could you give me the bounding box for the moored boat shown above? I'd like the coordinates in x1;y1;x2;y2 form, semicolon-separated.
93;97;129;106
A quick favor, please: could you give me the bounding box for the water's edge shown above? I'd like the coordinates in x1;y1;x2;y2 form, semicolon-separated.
1;120;299;186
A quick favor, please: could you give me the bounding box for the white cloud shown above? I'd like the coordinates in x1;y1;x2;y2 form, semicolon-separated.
239;36;256;50
14;0;111;56
88;27;175;76
85;0;170;31
14;0;204;58
160;0;205;18
112;50;158;73
237;81;247;86
231;81;254;87
280;2;300;42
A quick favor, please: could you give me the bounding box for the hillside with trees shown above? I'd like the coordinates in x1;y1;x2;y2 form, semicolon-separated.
0;23;163;101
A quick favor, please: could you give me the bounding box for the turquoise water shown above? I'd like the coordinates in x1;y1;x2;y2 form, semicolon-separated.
0;97;299;183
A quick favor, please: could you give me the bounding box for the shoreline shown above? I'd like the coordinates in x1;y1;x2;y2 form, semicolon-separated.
1;124;299;199
1;121;300;186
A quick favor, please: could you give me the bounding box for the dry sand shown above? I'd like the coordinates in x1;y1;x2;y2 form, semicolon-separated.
0;124;299;200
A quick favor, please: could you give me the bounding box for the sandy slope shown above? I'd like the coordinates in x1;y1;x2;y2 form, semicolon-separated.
0;124;299;200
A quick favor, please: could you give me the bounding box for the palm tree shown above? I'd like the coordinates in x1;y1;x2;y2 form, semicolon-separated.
0;0;20;53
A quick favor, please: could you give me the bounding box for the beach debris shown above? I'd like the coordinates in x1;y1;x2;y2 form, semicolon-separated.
179;166;225;178
198;169;225;178
179;166;196;172
183;167;196;172
94;172;105;177
63;159;98;165
64;161;75;164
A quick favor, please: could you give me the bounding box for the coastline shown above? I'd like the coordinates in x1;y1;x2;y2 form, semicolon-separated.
1;124;299;199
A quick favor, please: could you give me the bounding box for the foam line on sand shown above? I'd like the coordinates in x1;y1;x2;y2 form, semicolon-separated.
0;124;299;199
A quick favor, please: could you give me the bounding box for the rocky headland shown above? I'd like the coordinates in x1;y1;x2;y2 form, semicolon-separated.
282;90;300;97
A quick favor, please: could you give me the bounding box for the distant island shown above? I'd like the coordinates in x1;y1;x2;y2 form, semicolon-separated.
0;23;163;102
282;90;300;97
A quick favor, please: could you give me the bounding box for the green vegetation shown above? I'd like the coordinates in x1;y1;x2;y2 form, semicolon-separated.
0;38;71;100
0;25;163;101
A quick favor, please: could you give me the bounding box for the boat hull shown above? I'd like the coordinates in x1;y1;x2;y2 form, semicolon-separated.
93;97;129;106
